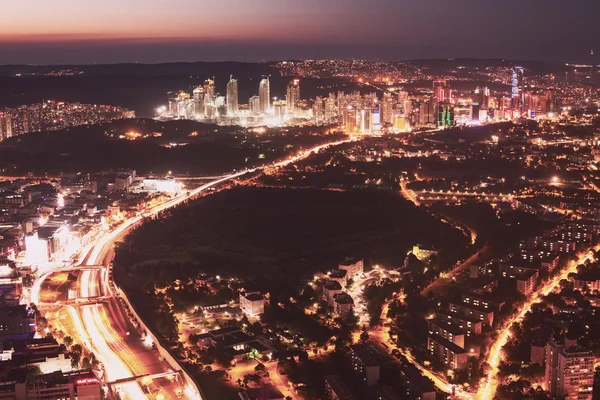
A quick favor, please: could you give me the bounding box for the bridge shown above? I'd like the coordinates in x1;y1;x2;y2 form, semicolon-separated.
39;296;110;307
108;370;181;386
57;265;103;272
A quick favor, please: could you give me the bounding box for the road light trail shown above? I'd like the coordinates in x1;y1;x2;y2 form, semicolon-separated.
34;137;356;400
476;249;597;400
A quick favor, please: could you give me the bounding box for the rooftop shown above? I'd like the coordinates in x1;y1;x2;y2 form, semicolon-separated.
350;342;380;366
428;333;467;355
325;375;357;400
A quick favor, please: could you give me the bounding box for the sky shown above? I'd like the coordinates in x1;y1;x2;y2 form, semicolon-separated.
1;0;599;65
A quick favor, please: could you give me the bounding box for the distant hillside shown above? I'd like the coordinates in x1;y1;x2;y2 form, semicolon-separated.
0;119;344;175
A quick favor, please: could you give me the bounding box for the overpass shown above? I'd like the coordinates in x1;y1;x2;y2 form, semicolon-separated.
39;296;110;307
108;370;181;386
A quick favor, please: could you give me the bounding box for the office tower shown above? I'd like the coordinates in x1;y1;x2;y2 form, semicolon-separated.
437;103;454;127
475;87;490;109
545;341;594;400
419;102;433;126
381;93;394;125
273;100;286;120
313;96;324;125
193;87;205;118
286;79;300;112
397;91;411;115
174;92;190;119
325;94;337;124
512;67;525;111
0;112;12;141
433;80;448;104
204;78;215;103
344;106;359;134
259;77;270;113
168;91;179;116
360;109;373;134
546;89;555;113
249;96;261;115
226;77;239;116
337;91;348;116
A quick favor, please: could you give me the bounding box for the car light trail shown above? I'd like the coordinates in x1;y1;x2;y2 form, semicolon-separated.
476;250;597;400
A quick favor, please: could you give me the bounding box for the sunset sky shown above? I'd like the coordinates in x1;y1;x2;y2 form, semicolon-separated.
1;0;599;64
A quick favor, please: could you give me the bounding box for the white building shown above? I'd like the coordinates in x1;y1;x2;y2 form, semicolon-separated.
239;292;265;317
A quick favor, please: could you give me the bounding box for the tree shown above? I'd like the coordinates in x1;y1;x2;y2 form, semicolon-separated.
81;357;91;369
243;373;261;387
63;336;74;347
360;329;369;343
71;352;81;368
255;363;268;377
70;344;83;355
28;366;42;377
36;316;48;334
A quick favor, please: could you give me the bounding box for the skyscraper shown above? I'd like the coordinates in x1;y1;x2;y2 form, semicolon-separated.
545;340;594;400
381;93;394;125
249;96;261;115
259;77;270;113
344;106;359;134
433;80;448;104
193;87;205;118
313;96;324;125
204;78;216;102
0;112;12;142
286;79;300;113
226;77;239;116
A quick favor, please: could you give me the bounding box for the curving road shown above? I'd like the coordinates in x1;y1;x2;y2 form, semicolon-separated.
34;137;356;400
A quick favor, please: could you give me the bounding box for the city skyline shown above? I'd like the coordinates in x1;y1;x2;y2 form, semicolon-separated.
2;0;600;64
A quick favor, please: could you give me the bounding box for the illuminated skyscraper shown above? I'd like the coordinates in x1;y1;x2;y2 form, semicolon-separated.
512;67;524;110
204;78;216;103
226;77;239;116
433;80;448;104
286;79;300;112
193;87;205;118
0;112;12;141
344;106;359;134
381;93;394;125
259;77;270;113
249;96;261;115
313;96;324;125
360;109;373;134
325;94;337;124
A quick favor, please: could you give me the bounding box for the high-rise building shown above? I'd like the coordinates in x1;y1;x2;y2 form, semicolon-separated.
419;102;433;126
545;340;594;400
226;77;239;116
344;106;359;134
286;79;300;112
259;77;270;113
433;80;448;104
397;91;411;116
0;112;12;141
249;96;261;115
512;67;525;110
381;93;394;125
313;96;324;125
193;87;205;118
273;100;287;120
204;78;216;103
325;94;337;124
360;109;373;134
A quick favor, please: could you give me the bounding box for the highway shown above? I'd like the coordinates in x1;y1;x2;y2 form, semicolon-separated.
33;137;355;400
